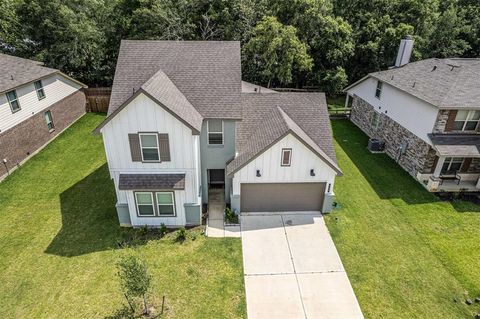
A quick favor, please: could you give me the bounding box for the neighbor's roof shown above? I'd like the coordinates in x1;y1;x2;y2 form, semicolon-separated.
118;173;186;190
107;40;242;119
345;58;480;109
0;53;86;93
428;133;480;157
227;93;341;176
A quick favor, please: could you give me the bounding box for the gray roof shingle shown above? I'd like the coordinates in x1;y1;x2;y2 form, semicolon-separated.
366;58;480;109
428;133;480;156
118;173;186;190
227;93;341;175
0;53;58;93
141;69;203;132
108;40;242;119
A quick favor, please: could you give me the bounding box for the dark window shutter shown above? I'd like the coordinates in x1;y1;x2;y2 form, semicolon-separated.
158;133;171;162
460;158;472;173
445;110;457;132
430;156;439;173
128;134;142;162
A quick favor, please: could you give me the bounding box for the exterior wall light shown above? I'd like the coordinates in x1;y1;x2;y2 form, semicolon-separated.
256;169;261;177
310;169;315;176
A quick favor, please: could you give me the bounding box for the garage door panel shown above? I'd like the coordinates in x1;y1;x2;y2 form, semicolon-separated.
241;183;325;212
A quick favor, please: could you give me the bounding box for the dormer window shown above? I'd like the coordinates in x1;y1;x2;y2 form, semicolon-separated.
281;148;292;166
207;120;223;145
453;110;480;131
375;81;383;99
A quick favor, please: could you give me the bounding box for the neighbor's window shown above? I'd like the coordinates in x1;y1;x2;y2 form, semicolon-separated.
453;110;480;131
135;192;155;216
281;148;292;166
208;120;223;145
375;81;383;99
441;157;464;174
6;90;20;113
139;133;160;161
44;110;54;131
156;192;175;216
34;80;46;100
370;112;380;130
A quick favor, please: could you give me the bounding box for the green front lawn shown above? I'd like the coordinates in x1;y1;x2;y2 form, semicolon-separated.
326;120;480;318
0;114;245;318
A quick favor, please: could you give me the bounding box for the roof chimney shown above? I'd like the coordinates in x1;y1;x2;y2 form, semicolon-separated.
395;35;414;67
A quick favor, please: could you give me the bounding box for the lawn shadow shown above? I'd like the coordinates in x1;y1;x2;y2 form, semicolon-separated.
45;164;154;257
332;119;438;206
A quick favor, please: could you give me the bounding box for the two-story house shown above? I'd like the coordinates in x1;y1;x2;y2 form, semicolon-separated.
95;40;342;227
0;53;87;179
345;37;480;192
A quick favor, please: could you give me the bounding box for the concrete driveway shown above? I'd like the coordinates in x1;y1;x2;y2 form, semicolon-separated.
241;213;363;319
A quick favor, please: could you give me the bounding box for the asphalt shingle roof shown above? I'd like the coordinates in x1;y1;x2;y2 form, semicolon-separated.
368;58;480;109
109;40;242;119
227;93;340;175
118;173;186;190
0;53;58;93
428;133;480;156
141;69;203;132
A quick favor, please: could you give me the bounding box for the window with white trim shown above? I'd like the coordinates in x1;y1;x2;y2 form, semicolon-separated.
156;192;175;216
34;80;46;100
375;81;383;99
207;120;223;145
453;110;480;131
6;90;20;113
135;192;155;216
370;111;380;130
441;157;464;174
281;148;291;166
139;133;160;161
44;110;54;131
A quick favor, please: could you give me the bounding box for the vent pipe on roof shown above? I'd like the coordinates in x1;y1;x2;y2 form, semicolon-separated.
395;35;414;68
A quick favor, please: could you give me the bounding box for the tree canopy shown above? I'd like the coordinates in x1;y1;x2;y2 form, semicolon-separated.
1;0;478;94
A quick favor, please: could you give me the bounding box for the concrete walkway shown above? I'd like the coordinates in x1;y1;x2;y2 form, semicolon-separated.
241;213;363;319
205;189;241;238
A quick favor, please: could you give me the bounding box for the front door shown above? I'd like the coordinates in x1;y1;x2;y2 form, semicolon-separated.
209;169;225;188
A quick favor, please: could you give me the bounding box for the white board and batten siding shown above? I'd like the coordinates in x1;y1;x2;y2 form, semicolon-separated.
347;77;439;144
101;93;201;226
0;73;82;133
232;133;337;195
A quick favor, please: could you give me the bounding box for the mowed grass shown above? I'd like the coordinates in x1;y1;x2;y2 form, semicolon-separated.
326;120;480;318
0;113;245;318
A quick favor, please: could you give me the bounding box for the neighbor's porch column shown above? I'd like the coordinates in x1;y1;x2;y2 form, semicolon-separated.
344;94;350;108
433;156;446;177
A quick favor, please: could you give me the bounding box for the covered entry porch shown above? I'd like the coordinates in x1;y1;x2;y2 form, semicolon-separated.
417;134;480;192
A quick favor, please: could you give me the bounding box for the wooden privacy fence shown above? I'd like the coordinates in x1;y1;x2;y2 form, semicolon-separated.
84;87;111;113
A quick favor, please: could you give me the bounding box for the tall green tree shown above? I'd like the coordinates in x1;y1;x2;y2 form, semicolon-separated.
17;0;109;84
0;0;22;53
243;16;313;87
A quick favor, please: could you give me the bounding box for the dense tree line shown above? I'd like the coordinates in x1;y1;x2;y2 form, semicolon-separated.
1;0;479;94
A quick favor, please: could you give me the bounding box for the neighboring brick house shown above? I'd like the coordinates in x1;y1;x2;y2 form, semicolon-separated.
345;37;480;192
95;40;341;227
0;53;87;179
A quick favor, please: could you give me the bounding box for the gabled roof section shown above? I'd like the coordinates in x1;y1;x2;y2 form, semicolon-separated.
95;70;203;134
0;53;87;93
345;58;480;109
108;40;242;119
227;93;341;176
141;69;203;131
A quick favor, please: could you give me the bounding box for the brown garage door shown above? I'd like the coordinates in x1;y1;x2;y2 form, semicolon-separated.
241;183;326;212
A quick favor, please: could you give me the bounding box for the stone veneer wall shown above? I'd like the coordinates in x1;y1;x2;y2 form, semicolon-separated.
0;90;86;177
433;110;450;133
350;95;436;177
